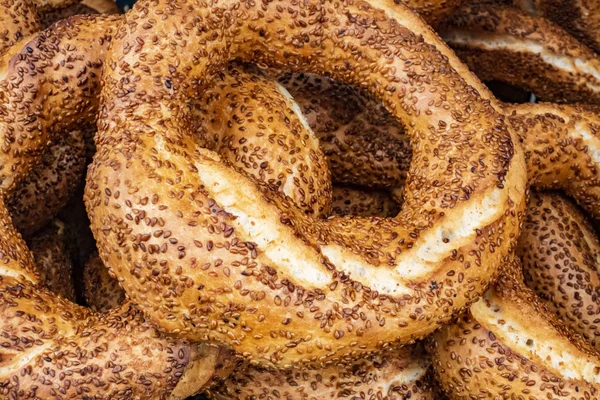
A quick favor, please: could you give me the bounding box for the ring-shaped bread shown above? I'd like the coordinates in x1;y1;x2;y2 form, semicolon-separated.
518;191;600;352
439;3;600;105
511;0;600;54
0;6;232;398
275;70;600;221
428;258;600;399
85;0;526;367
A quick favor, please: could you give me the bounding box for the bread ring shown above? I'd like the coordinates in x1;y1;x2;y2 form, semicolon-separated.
512;0;600;54
439;3;600;104
28;218;76;302
518;191;600;351
83;0;526;368
0;7;232;398
276;69;600;220
208;344;437;400
428;258;600;399
82;186;433;400
275;72;410;193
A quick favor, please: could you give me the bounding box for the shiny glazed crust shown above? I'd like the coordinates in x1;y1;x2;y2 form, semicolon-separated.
518;192;600;351
84;0;525;367
429;259;600;399
440;3;600;104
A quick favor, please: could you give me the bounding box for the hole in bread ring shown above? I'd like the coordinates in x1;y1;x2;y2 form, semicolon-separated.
87;0;527;366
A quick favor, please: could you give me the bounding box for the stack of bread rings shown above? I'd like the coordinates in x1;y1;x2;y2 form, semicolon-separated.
2;0;600;399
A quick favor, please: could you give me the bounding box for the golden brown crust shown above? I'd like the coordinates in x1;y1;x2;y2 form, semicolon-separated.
8;131;86;238
506;102;600;219
440;3;600;104
28;219;76;302
84;251;126;313
208;344;436;400
275;72;410;191
0;0;40;56
196;63;332;216
85;0;525;367
279;72;600;221
429;259;600;399
513;0;600;54
518;192;600;351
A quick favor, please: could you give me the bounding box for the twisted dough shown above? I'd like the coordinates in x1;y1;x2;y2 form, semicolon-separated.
428;258;600;399
84;0;525;367
440;3;600;104
518;192;600;352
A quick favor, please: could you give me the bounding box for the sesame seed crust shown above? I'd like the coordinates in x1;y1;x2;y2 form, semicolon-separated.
506;102;600;220
40;0;120;29
84;251;127;313
511;0;600;54
8;130;86;238
85;185;437;400
329;186;401;217
429;258;600;399
274;71;411;192
275;76;600;221
0;3;235;398
208;343;436;400
440;3;600;105
518;192;600;352
28;218;76;301
85;0;525;367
